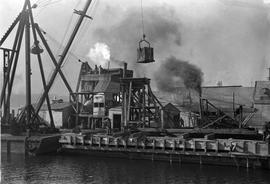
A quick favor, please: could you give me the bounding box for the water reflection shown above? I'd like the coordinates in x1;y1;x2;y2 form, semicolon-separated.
1;153;270;184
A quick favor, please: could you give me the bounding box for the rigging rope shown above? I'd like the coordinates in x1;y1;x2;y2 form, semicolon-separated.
36;0;52;7
34;0;63;17
31;0;96;99
56;0;81;55
37;0;97;74
41;29;86;62
38;0;63;9
62;0;97;68
140;0;145;38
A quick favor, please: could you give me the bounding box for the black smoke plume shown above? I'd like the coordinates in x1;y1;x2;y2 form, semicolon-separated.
155;56;203;94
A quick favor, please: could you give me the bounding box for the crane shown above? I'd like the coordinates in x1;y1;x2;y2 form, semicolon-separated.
0;0;93;132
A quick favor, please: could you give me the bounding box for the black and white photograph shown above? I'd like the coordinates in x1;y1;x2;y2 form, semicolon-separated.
1;0;270;183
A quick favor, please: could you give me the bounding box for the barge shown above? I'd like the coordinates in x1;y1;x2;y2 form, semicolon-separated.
59;131;270;169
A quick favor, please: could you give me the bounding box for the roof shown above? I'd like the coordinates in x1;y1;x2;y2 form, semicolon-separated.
202;86;254;108
153;88;199;107
203;85;242;88
32;101;73;111
49;102;73;110
164;103;180;113
254;81;270;103
154;86;255;112
109;106;122;111
94;80;120;93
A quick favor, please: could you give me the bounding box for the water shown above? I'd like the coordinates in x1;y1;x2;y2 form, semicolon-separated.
1;153;270;184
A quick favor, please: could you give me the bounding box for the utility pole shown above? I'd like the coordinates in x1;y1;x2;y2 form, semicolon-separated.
233;92;235;118
25;9;31;126
27;0;55;128
268;68;270;81
1;48;11;124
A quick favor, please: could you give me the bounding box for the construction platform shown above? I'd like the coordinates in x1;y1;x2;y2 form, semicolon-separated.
59;132;270;169
1;134;61;155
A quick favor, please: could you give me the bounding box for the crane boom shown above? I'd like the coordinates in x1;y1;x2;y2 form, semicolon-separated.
33;0;93;120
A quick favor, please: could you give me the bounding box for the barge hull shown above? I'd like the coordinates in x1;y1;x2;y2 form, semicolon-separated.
59;132;270;169
60;146;270;169
60;145;270;169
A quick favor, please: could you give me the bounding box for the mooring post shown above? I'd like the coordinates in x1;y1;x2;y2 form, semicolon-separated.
172;140;176;151
124;139;127;149
161;109;164;129
116;138;119;148
204;141;207;152
246;157;249;169
106;136;109;148
7;140;11;154
24;128;30;156
99;137;102;148
163;139;165;151
233;156;239;168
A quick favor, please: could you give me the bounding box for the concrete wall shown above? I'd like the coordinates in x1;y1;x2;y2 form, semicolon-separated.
249;104;270;129
1;140;25;154
38;107;74;128
39;111;62;128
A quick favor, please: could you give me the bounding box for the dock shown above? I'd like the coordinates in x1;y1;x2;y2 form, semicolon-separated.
1;134;26;154
1;133;61;155
59;132;270;169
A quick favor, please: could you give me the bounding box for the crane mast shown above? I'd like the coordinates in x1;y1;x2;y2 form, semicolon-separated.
0;0;93;132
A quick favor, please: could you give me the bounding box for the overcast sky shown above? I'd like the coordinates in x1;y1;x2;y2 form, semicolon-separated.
1;0;270;97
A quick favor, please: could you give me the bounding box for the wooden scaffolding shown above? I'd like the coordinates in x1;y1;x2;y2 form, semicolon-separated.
121;77;164;128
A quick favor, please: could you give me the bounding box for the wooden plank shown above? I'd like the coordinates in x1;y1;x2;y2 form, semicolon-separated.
137;128;258;135
204;133;215;140
181;133;190;139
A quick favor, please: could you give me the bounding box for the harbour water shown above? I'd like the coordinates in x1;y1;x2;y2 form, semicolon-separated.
1;153;270;184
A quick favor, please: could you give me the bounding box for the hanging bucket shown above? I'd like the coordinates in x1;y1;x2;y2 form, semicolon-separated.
137;38;154;63
31;41;44;55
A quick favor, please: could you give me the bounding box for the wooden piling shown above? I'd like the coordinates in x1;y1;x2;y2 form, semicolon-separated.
7;140;11;154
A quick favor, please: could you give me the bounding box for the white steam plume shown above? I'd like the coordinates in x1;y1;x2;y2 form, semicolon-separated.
87;42;110;67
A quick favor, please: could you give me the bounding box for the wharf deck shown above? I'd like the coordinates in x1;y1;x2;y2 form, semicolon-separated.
59;133;270;169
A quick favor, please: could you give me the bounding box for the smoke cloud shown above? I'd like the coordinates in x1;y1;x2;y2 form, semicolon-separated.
90;0;270;87
86;42;126;68
155;56;203;94
92;5;182;76
2;0;270;97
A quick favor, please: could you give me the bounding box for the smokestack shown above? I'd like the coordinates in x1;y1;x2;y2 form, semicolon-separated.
95;65;98;74
199;91;203;120
99;65;102;75
123;62;127;78
268;68;270;81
